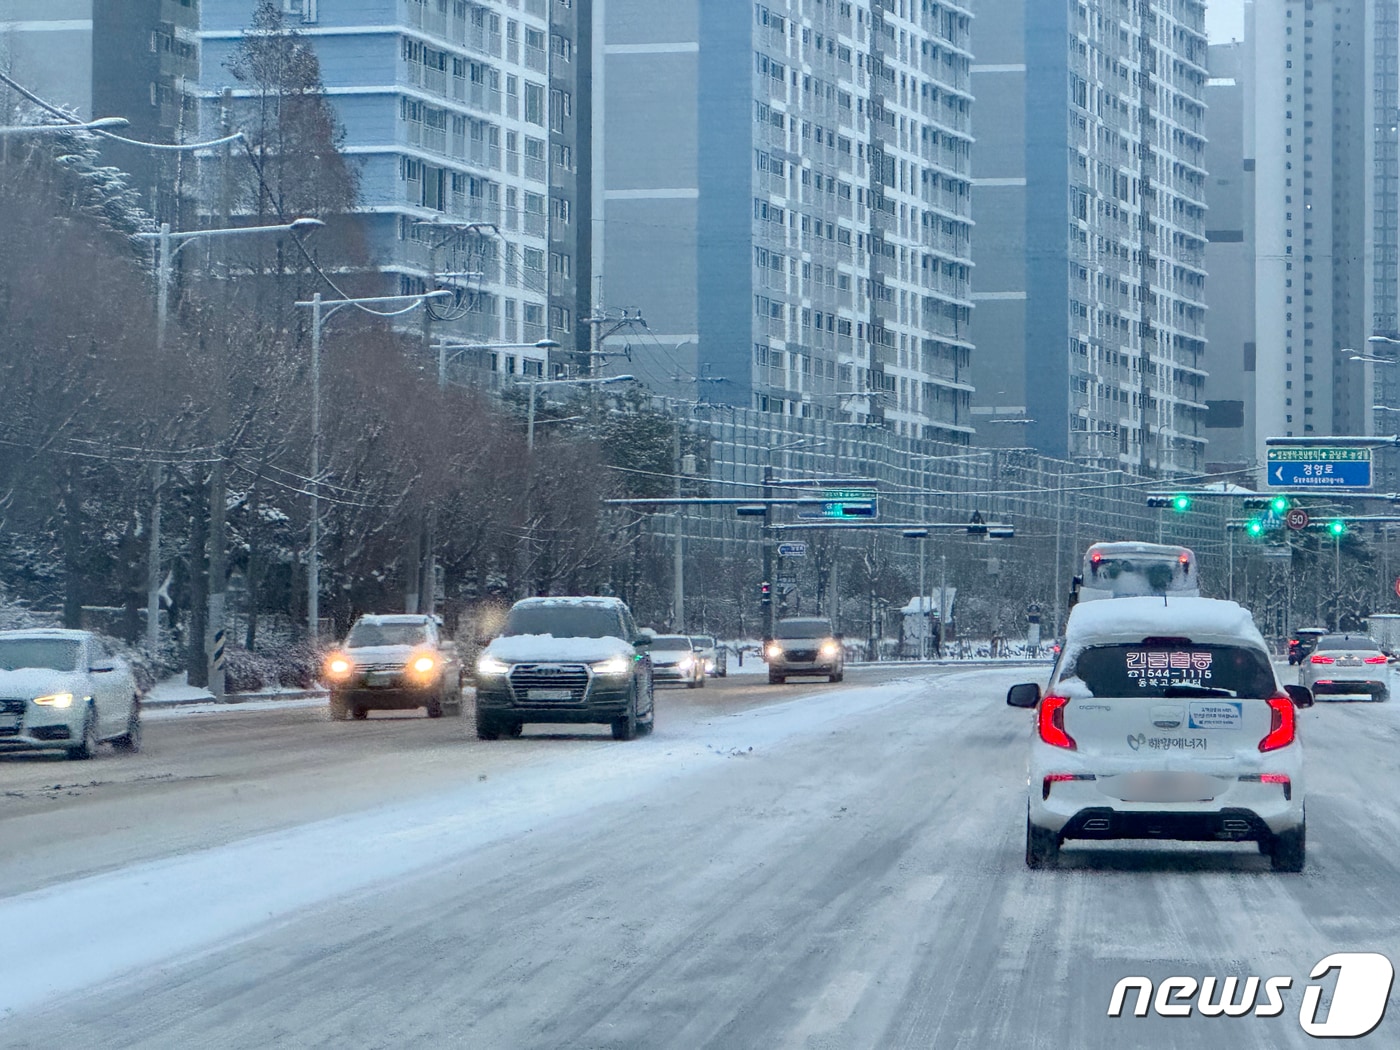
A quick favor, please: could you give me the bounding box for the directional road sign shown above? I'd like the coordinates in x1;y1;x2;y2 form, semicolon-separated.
799;488;878;520
777;542;808;558
775;572;798;585
1285;508;1310;531
1266;447;1372;488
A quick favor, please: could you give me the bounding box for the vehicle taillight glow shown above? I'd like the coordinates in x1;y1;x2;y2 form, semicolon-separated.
1365;655;1389;664
1038;695;1076;750
1309;654;1335;664
1042;772;1094;799
1260;773;1290;785
1259;695;1297;753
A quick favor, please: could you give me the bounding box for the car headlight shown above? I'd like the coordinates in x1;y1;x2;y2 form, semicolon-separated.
591;655;632;676
410;655;437;675
766;643;784;660
820;641;840;658
325;655;354;678
33;692;74;708
678;656;694;671
476;655;511;676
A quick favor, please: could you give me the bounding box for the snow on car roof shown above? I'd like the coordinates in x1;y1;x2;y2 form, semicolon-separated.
511;596;626;608
353;614;433;625
1064;596;1267;649
0;628;91;640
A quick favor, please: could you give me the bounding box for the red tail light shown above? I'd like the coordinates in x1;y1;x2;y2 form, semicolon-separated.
1038;695;1076;750
1260;773;1290;785
1365;655;1389;664
1309;654;1335;664
1259;695;1297;753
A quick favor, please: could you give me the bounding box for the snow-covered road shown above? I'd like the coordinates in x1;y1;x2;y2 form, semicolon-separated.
2;665;1398;1048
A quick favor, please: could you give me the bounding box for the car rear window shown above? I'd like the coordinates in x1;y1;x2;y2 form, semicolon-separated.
775;621;832;640
1316;636;1379;650
1063;643;1276;699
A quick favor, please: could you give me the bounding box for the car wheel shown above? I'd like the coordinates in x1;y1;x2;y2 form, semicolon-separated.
329;693;350;721
353;706;369;720
611;686;639;741
1376;687;1390;703
67;705;99;761
475;707;501;740
768;673;785;685
1025;814;1060;869
111;699;142;754
426;701;444;718
1270;822;1306;872
504;720;523;738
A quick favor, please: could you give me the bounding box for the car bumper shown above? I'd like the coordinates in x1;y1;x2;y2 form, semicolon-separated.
475;675;633;722
1030;775;1304;838
769;659;840;675
1308;678;1387;699
0;709;82;751
331;681;447;710
652;666;695;683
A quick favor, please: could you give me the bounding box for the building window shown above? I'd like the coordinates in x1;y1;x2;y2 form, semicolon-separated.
524;83;545;126
283;0;317;22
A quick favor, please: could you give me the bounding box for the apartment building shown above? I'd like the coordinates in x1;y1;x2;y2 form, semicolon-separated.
596;0;976;441
971;0;1211;475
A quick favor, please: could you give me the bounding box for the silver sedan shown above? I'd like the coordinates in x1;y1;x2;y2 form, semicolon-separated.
1298;633;1392;701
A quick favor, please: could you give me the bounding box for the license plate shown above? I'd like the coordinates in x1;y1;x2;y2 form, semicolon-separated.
365;672;396;687
528;688;572;701
1116;773;1216;803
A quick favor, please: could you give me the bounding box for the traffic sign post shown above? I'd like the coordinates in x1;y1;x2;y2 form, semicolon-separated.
1285;508;1310;531
1267;447;1372;488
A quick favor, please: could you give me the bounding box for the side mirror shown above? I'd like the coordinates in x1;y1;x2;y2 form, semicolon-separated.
1284;684;1314;709
1007;683;1041;708
89;661;116;674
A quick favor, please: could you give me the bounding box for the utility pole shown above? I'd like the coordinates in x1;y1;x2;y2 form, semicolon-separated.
1051;472;1064;639
207;91;233;699
673;417;685;632
762;468;774;641
939;553;949;654
308;292;323;638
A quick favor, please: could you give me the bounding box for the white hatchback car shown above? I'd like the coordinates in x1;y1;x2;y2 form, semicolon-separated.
1008;597;1310;871
0;629;141;760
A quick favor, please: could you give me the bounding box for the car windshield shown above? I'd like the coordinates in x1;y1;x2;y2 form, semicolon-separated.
775;621;832;640
1063;643;1276;699
501;605;624;639
690;636;714;648
651;636;692;651
0;639;82;672
345;623;428;648
1316;636;1379;650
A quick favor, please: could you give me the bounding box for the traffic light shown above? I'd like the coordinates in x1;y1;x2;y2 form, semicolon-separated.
966;511;988;536
760;580;772;601
1171;493;1192;513
1328;519;1348;537
1270;495;1291;515
1247;518;1266;537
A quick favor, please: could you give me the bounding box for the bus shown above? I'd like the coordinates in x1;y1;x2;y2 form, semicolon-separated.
1070;541;1200;607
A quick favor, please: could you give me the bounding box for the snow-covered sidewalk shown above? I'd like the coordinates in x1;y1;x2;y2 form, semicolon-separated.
143;674;326;712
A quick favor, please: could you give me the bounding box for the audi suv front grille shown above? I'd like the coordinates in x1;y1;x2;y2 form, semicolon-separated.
508;664;590;704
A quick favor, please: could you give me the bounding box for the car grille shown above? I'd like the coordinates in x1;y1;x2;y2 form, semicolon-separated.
0;699;25;714
784;649;818;662
508;664;590;704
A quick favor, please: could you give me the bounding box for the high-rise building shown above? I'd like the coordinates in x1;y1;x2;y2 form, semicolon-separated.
547;0;592;371
595;0;975;441
0;2;95;118
1200;40;1255;480
199;0;582;373
971;0;1210;475
1247;0;1400;462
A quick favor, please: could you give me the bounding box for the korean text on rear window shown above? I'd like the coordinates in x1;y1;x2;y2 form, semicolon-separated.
1063;644;1276;699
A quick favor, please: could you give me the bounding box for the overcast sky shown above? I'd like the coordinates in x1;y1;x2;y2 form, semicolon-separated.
1206;0;1245;42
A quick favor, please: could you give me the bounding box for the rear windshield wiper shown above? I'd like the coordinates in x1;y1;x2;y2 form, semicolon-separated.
1162;685;1238;698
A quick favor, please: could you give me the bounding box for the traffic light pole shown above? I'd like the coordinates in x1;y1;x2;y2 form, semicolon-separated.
763;470;774;641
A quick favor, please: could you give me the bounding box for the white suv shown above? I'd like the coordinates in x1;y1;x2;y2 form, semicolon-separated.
1008;596;1310;871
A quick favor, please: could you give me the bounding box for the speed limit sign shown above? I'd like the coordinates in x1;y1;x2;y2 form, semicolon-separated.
1285;508;1310;531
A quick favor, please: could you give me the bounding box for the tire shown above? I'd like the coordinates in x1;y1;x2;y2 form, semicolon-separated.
769;673;785;685
475;709;501;741
1025;815;1060;869
353;706;369;720
329;693;350;721
611;686;639;741
504;720;523;738
111;699;141;754
1270;822;1306;872
67;705;98;761
426;701;444;718
1376;687;1390;703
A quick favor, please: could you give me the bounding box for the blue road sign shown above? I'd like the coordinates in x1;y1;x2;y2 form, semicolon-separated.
1266;447;1372;488
777;542;808;558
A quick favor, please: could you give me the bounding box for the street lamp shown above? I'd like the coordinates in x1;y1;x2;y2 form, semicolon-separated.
132;216;325;691
0;116;130;135
902;527;931;658
435;337;559;389
526;374;633;451
295;290;454;637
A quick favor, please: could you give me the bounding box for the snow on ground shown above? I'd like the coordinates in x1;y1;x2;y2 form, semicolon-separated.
144;695;330;720
144;675;214;705
0;666;1009;1019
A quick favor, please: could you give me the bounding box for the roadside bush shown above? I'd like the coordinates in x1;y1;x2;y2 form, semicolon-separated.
222;644;275;693
270;639;322;689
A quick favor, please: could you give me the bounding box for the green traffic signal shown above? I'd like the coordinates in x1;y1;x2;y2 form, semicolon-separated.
1270;495;1290;515
1246;519;1265;537
1171;493;1192;513
1328;519;1347;537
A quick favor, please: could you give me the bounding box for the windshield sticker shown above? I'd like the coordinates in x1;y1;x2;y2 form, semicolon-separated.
1125;650;1214;687
1188;701;1242;730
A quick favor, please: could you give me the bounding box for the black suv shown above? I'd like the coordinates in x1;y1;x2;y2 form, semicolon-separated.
473;597;655;740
